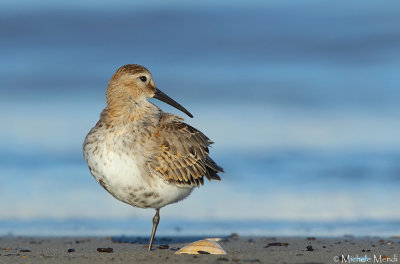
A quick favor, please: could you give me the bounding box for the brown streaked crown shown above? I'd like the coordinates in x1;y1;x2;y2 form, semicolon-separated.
106;64;155;104
103;64;157;123
115;64;149;75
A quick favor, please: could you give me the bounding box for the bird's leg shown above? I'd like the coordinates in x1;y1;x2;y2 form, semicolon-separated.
148;208;160;251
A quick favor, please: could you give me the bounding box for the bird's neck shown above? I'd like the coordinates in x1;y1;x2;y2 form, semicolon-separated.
102;98;160;126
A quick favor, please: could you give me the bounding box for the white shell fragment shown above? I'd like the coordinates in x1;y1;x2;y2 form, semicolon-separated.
175;239;227;255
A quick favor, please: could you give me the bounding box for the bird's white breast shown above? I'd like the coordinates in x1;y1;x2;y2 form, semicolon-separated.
83;124;194;209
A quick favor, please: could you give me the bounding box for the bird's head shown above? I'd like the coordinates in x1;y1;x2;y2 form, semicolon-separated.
106;64;193;118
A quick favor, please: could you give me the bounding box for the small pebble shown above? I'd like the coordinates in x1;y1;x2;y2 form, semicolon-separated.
20;249;31;252
306;245;313;251
170;247;180;251
197;250;210;254
158;244;169;249
75;239;91;244
265;242;289;247
243;258;260;262
97;247;113;253
67;248;75;253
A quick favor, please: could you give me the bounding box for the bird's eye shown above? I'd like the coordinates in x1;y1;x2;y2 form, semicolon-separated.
139;76;147;82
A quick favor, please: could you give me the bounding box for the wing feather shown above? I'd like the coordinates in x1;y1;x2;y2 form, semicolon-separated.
150;114;223;186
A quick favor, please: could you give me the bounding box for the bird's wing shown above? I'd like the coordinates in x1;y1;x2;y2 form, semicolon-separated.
149;114;223;186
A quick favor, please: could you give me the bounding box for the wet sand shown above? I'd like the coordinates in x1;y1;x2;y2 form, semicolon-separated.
0;235;399;263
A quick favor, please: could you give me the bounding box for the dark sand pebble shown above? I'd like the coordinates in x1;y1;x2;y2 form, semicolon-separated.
197;250;210;254
97;247;113;253
322;246;326;248
264;242;289;247
75;239;91;244
67;248;75;253
158;244;169;249
306;245;314;251
20;249;31;252
243;258;260;262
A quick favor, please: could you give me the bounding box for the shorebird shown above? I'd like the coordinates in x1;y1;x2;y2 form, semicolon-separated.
83;64;223;251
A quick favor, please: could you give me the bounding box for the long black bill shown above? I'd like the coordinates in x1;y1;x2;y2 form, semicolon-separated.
154;88;193;118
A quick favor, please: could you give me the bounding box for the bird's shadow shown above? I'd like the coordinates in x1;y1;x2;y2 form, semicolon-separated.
111;235;218;245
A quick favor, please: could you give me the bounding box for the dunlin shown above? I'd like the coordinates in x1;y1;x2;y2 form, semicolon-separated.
83;64;223;251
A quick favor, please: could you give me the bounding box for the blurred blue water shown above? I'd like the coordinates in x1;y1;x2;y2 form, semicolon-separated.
1;1;400;236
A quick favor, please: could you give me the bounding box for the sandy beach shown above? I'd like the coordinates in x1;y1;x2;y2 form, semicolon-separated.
0;235;399;263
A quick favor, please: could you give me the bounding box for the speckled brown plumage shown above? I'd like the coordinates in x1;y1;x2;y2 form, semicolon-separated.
83;64;223;251
151;114;223;186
